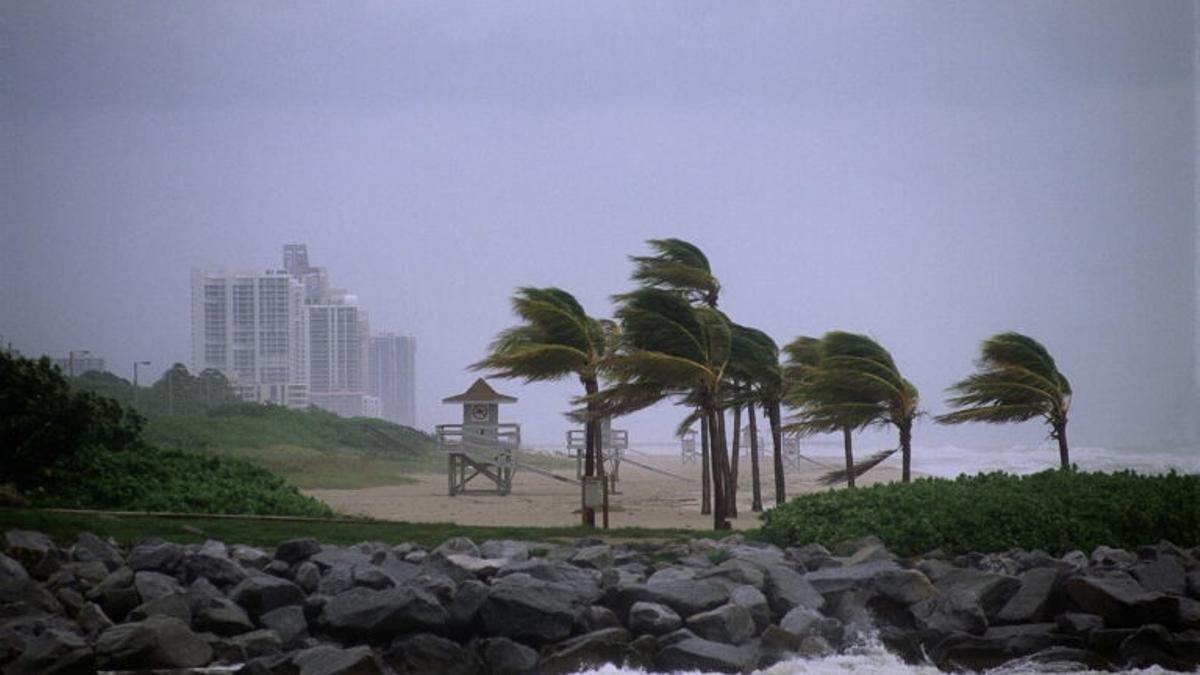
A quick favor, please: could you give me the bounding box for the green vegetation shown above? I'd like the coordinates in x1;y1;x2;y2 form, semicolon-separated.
1;352;331;517
0;507;711;550
760;469;1200;556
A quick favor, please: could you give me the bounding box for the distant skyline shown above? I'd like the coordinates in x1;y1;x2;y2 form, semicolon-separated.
2;2;1196;451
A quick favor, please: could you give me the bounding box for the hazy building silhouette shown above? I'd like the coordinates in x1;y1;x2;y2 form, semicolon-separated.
53;354;106;377
368;333;417;428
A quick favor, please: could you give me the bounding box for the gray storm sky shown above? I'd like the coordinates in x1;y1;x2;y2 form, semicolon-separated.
2;1;1196;451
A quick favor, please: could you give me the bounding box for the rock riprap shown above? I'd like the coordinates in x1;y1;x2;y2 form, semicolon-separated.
0;528;1198;673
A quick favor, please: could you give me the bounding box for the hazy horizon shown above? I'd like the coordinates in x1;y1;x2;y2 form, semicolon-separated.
3;2;1197;451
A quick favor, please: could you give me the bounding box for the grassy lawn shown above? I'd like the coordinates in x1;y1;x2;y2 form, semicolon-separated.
0;507;717;550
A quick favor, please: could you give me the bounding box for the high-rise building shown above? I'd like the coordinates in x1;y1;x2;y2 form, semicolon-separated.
190;267;309;408
54;354;106;377
368;333;417;427
306;293;369;417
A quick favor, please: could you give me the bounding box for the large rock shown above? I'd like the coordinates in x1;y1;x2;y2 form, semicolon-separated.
1133;557;1188;596
479;540;530;562
913;591;988;635
1065;573;1181;627
479;573;580;645
729;584;771;633
995;567;1063;624
4;530;56;570
434;537;480;558
127;542;183;573
475;637;539;674
260;605;308;647
696;559;765;590
71;533;123;571
448;579;490;632
496;560;603;605
94;616;213;670
570;545;614;570
320;586;446;638
3;628;92;675
872;569;939;606
275;538;322;565
607;579;730;619
0;553;29;584
686;603;756;645
134;570;183;602
936;568;1021;619
193;596;255;636
386;632;482;675
763;565;824;619
230;574;305;617
655;635;756;673
539;628;642;674
128;593;191;622
628;601;682;636
291;645;384;675
181;549;248;588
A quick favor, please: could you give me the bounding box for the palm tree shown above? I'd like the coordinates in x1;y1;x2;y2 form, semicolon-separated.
727;323;782;510
784;336;854;487
786;332;920;483
937;332;1072;468
585;288;735;530
472;287;614;527
627;238;728;512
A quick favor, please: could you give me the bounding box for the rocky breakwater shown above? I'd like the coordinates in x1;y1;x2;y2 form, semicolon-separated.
1;528;1199;674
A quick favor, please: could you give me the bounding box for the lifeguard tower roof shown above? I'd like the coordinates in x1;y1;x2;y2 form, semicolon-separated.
442;378;518;404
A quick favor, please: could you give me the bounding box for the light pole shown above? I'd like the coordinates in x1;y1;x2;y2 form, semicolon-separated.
68;350;91;378
133;361;151;407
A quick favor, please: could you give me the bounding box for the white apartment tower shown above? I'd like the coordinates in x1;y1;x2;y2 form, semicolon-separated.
190;267;309;407
367;333;417;427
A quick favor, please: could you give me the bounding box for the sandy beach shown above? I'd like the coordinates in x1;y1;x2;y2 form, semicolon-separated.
307;452;909;530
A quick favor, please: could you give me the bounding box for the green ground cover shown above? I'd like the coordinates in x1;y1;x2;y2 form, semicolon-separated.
760;468;1200;556
0;507;710;550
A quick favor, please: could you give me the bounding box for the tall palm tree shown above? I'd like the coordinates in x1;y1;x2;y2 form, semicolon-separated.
627;238;728;512
783;336;856;487
727;323;782;510
472;287;614;527
937;332;1073;468
585;288;735;530
786;332;921;483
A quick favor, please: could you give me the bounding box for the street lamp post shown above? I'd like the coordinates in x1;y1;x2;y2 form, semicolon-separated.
68;350;91;378
133;361;151;407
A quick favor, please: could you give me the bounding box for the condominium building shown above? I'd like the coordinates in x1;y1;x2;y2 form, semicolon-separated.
190;267;309;408
306;294;369;417
367;333;417;427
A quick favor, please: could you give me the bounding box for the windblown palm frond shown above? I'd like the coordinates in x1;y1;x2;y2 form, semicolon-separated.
628;238;721;308
936;332;1072;467
818;448;899;486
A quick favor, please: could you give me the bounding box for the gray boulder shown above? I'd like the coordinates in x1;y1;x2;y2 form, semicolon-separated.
231;544;272;570
1064;573;1179;627
293;560;320;593
127;541;183;573
1091;546;1137;568
686;603;756;645
71;533;123;571
936;568;1021;619
696;559;765;590
479;539;531;561
1134;557;1188;596
128;593;191;622
218;629;284;662
479;573;580;645
193;596;255;636
913;591;989;635
259;605;308;647
434;536;480;558
320;586;447;638
134;570;183;602
230;574;305;617
570;545;613;570
75;601;114;635
578;604;622;632
730;584;770;633
0;552;28;584
4;530;56;568
310;546;373;571
475;637;539;674
629;601;683;636
3;628;92;675
804;559;900;596
496;560;603;604
655;635;756;673
872;569;939;606
94;615;212;670
275;538;322;565
448;579;490;631
181;550;248;588
763;565;824;619
291;645;384;675
646;566;696;584
608;578;730;619
386;632;481;675
1056;612;1105;634
995;567;1063;624
539;628;642;674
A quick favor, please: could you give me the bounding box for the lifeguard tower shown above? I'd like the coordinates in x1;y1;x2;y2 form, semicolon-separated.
680;429;698;464
437;378;521;496
566;417;628;487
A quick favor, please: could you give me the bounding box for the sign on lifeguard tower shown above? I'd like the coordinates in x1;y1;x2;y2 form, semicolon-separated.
437;378;521;496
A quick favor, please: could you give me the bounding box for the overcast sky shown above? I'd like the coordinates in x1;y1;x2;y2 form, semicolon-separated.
2;1;1196;452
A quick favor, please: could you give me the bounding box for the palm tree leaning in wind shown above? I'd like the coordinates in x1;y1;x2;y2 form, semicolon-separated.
787;332;921;484
783;335;865;488
472;287;615;528
584;287;735;530
728;323;782;511
628;238;727;514
937;332;1073;468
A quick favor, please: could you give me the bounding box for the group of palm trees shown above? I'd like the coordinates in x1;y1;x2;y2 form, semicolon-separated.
473;239;1073;531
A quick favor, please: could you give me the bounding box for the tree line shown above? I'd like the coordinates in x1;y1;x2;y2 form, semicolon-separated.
474;239;1073;531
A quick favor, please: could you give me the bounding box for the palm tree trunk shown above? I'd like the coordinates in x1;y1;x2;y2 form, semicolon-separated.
592;416;609;529
842;426;855;488
700;413;711;515
706;407;729;530
582;378;598;527
768;401;786;505
1054;418;1070;469
748;403;762;511
728;406;740;518
899;419;913;483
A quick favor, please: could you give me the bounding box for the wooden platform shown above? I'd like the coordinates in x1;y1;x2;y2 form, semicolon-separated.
447;452;514;496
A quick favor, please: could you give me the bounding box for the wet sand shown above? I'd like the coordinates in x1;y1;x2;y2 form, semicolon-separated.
307;452;909;530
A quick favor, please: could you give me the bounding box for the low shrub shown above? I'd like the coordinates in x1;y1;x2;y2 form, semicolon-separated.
30;443;334;518
759;469;1200;556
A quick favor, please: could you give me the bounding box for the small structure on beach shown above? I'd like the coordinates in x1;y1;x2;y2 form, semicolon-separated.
680;429;698;464
566;417;628;488
437;378;520;496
